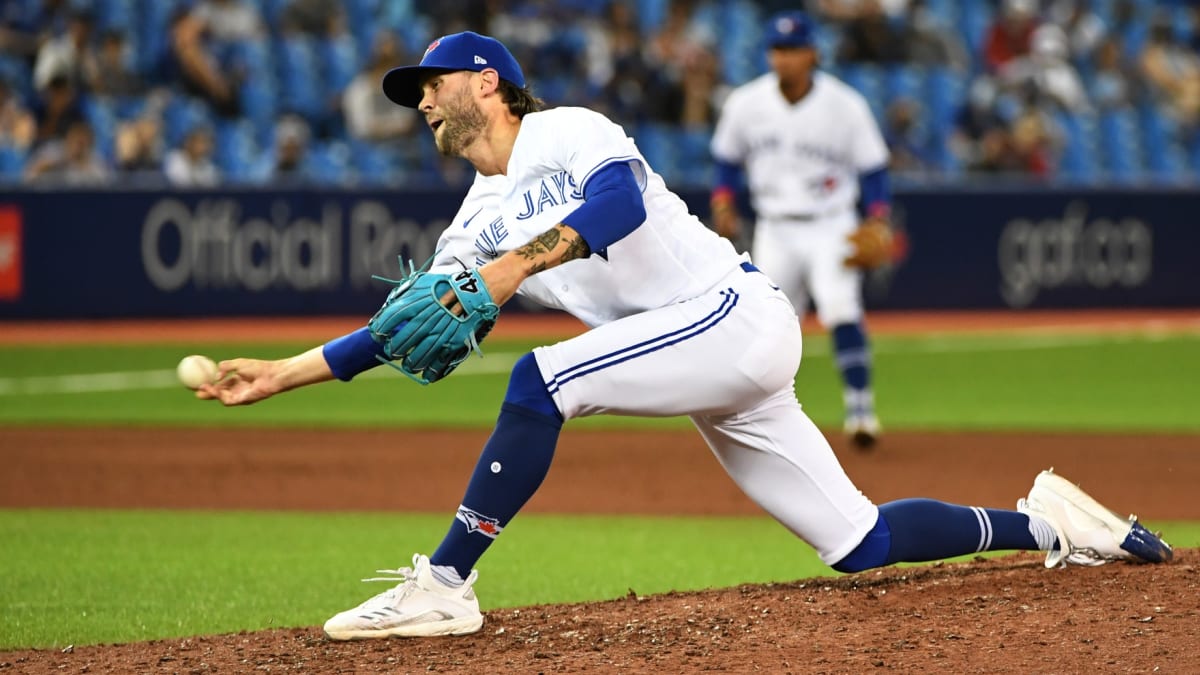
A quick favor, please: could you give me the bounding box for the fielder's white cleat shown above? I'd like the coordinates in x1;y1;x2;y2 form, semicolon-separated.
322;553;483;640
1017;469;1173;568
844;412;881;449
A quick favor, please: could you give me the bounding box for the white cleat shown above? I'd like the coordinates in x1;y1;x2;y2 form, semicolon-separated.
1017;469;1173;568
322;553;484;640
844;412;881;449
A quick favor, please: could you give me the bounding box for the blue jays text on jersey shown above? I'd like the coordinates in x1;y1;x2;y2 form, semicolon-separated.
515;170;584;220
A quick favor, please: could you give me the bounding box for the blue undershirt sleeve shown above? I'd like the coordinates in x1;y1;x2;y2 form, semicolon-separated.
560;161;647;254
858;165;891;217
322;327;386;381
713;159;744;194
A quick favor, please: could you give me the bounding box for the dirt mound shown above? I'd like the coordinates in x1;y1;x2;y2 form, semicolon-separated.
5;551;1197;674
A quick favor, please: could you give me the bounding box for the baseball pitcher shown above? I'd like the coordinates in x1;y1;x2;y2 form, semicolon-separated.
197;31;1171;640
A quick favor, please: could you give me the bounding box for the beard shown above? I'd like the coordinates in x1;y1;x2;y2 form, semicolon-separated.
435;86;487;157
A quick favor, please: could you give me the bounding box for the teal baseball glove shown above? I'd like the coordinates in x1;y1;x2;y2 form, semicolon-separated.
368;260;500;385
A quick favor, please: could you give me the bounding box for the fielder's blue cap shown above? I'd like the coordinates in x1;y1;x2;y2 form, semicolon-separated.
382;31;526;108
765;11;815;49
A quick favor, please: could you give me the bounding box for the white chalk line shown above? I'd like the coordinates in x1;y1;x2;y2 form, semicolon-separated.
0;332;1192;396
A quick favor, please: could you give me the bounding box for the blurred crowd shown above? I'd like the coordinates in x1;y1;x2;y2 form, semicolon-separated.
1;0;1198;188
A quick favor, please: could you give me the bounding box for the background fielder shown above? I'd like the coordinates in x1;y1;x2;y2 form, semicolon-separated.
198;31;1172;641
711;10;892;448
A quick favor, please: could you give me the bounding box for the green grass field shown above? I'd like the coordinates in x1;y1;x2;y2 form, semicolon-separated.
1;328;1197;649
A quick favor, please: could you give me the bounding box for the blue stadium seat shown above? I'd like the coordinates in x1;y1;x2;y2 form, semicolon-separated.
162;95;215;148
1054;112;1100;183
213;118;259;182
227;38;274;80
0;54;33;103
1098;109;1145;182
677;127;714;187
95;0;138;32
307;140;354;184
348;139;403;185
840;64;886;121
884;64;925;105
1139;106;1191;182
322;35;361;97
633;123;680;186
137;0;184;76
239;78;280;149
0;145;27;182
637;0;669;36
957;0;992;70
924;67;966;132
275;35;327;124
81;96;119;163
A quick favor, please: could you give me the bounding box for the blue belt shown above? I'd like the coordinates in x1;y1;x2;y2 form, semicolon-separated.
740;261;760;274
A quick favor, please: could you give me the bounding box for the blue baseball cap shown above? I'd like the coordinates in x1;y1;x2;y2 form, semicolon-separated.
765;11;815;49
382;31;526;108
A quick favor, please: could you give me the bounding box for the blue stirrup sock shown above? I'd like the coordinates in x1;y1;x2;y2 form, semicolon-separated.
430;354;562;583
832;322;871;392
832;499;1058;573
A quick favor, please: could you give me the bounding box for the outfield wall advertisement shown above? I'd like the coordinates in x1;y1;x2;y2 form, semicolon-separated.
0;187;1195;318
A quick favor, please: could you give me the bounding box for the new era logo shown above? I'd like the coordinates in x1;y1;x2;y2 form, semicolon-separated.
473;55;487;65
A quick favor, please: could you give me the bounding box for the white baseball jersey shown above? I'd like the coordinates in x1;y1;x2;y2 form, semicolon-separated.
427;106;878;565
711;71;888;220
710;71;889;327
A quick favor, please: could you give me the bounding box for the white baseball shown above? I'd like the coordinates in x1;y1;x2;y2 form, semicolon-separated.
176;355;219;390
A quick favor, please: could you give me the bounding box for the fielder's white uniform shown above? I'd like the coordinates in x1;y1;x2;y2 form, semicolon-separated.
710;71;889;327
431;107;877;564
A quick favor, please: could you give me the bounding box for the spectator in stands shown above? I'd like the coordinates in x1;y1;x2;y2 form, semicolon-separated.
1138;13;1200;132
341;32;417;142
951;76;1011;168
902;0;969;70
1001;23;1091;114
164;123;220;186
0;0;59;60
836;1;907;63
31;73;82;145
0;78;35;150
643;0;720;125
1109;0;1140;55
189;0;265;43
1008;104;1059;175
169;2;258;117
596;1;658;126
984;0;1039;73
251;114;315;183
83;29;145;98
415;0;493;37
114;113;164;178
280;0;342;37
1047;0;1107;65
24;118;111;184
1091;36;1136;111
32;8;93;91
814;0;911;24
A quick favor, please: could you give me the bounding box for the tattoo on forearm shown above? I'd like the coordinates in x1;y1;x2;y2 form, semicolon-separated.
562;234;590;262
517;229;562;259
513;224;590;273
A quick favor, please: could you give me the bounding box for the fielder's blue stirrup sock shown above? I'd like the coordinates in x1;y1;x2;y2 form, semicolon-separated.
431;354;561;582
832;322;871;391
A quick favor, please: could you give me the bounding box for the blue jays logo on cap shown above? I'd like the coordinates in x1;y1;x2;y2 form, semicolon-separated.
765;11;815;49
382;31;526;108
